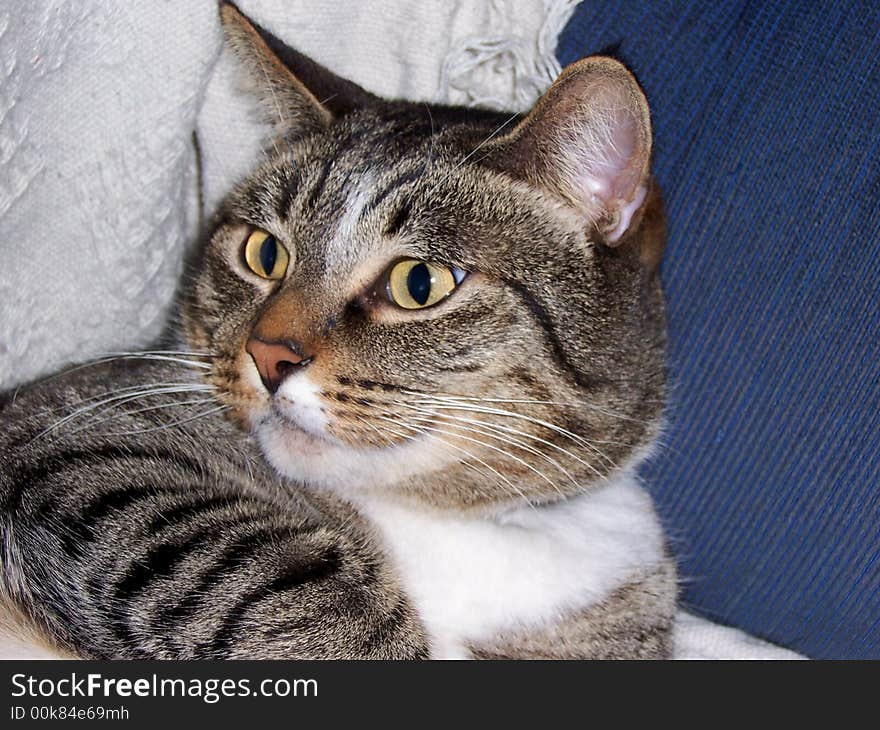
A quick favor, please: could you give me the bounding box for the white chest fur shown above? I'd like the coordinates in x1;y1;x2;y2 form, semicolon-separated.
353;472;666;658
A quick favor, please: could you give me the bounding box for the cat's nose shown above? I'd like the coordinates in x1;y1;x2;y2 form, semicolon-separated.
246;336;313;394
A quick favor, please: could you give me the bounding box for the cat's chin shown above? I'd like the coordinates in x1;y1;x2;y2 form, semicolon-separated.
252;412;451;497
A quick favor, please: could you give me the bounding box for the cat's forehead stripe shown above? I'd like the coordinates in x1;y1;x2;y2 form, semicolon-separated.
325;170;376;267
306;158;335;210
273;166;300;220
361;162;427;220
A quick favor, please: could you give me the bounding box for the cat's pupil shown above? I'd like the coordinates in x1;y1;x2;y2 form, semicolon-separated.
259;236;277;275
407;263;432;305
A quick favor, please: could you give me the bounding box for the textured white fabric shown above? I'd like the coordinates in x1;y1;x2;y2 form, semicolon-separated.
0;1;219;388
674;612;803;660
0;0;803;659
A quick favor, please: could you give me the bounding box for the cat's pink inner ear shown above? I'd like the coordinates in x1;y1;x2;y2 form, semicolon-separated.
501;57;652;245
569;101;649;242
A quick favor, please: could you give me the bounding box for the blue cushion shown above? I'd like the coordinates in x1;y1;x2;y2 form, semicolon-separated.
557;0;880;659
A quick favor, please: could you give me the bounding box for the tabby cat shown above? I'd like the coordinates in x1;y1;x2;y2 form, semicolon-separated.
0;3;674;659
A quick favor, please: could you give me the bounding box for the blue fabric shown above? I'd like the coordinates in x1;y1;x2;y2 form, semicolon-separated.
557;1;880;659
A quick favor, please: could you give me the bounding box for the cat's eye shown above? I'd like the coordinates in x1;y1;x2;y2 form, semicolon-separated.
386;259;466;310
243;229;289;280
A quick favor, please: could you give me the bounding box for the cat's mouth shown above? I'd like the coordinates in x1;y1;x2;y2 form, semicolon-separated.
252;408;345;475
252;399;449;496
240;362;336;447
266;399;333;446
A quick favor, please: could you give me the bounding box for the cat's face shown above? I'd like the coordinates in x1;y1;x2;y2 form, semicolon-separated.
183;5;667;512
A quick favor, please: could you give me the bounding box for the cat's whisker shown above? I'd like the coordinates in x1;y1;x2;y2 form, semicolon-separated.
97;354;214;370
42;389;214;440
52;381;214;413
420;111;519;203
349;413;399;448
412;391;647;425
451;112;519;173
100;404;230;437
35;350;215;386
404;411;578;488
103;352;215;362
64;397;219;437
423;102;436;168
29;384;215;444
383;103;440;230
400;404;587;485
104;349;215;358
332;409;404;450
374;413;561;499
369;413;537;509
404;394;617;472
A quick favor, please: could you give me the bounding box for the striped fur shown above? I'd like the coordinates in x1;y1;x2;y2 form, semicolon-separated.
0;4;675;658
0;361;426;658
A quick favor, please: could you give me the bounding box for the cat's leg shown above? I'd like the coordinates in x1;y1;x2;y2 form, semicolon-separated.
468;561;677;660
0;465;428;659
0;358;427;659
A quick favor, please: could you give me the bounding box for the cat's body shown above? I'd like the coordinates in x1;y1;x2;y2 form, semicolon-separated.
0;4;676;659
0;359;672;659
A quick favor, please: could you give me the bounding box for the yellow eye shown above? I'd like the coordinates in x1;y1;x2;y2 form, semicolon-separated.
386;260;466;310
244;229;289;280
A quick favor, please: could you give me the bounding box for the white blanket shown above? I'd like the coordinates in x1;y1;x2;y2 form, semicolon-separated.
0;0;802;659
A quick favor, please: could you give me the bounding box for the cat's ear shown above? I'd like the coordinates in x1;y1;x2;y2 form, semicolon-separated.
219;2;379;136
493;57;652;245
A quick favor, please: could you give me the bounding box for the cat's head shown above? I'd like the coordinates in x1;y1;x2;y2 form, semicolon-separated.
183;3;667;512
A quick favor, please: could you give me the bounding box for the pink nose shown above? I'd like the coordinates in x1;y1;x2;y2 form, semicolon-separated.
245;337;313;394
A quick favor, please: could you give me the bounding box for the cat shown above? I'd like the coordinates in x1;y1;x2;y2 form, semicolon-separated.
0;2;674;659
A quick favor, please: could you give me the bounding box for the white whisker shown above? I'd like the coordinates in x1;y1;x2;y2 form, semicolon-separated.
65;397;219;437
368;413;537;509
99;354;213;370
102;405;230;437
404;395;618;470
410;391;646;424
375;413;561;498
30;384;214;444
59;381;211;411
451;112;518;173
36;350;215;386
359;411;503;490
401;406;587;484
